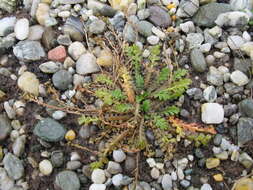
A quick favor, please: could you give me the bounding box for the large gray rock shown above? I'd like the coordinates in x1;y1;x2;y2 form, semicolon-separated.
13;40;45;62
3;153;24;180
33;118;66;142
193;3;231;27
55;171;80;190
215;11;249;27
190;48;206;72
0;114;11;141
237;117;253;145
148;6;171;28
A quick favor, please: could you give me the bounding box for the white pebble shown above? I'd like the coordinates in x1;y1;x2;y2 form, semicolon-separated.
112;174;123;186
113;149;126;163
15;18;29;40
150;167;160;179
39;160;53;175
91;169;106;184
147;35;159;45
89;184;106;190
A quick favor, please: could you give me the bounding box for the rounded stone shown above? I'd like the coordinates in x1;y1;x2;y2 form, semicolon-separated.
14;18;29;40
190;48;207;72
3;153;24;180
39;160;53;175
76;53;100;75
28;25;45;41
89;184;106;190
55;171;80;190
0;114;11;141
68;41;86;60
18;72;39;96
113;149;126;163
206;158;220;169
52;70;72;90
91;169;106;184
33;118;66;142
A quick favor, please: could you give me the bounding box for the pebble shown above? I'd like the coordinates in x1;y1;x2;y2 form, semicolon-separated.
33;118;66;142
28;25;44;41
97;49;113;67
57;34;72;46
207;66;224;86
51;150;64;167
76;53;100;75
0;17;16;36
206;158;220;169
137;9;150;20
89;19;106;34
180;21;195;33
201;184;213;190
151;26;165;39
190;48;207;72
137;21;153;37
112;174;123;186
234;178;253;190
186;33;204;49
17;72;39;96
65;130;76;141
39;160;53;175
14;18;29;40
66;161;82;170
147;35;159;45
180;180;190;188
107;161;122;174
201;103;224;124
12;135;26;157
230;70;249;86
68;41;86;60
162;174;172;190
3;153;24;180
177;0;199;17
227;35;245;50
48;45;67;62
89;184;106;190
91;169;106;184
113;149;126;163
148;6;171;27
13;40;46;62
215;11;249;27
150;168;160;179
203;86;217;102
240;42;253;60
52;70;72;90
42;27;56;49
239;99;253;118
213;174;223;182
55;171;80;190
39;61;61;73
36;3;50;26
0;114;12;141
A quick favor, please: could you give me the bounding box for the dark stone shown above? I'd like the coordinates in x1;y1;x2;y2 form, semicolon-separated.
148;6;171;28
237;117;253;145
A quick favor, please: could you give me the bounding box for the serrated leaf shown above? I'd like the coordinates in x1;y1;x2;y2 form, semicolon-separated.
141;99;151;112
162;106;180;116
153;115;169;130
95;74;114;86
111;89;126;101
113;103;133;113
78;116;99;125
173;69;188;81
157;67;170;82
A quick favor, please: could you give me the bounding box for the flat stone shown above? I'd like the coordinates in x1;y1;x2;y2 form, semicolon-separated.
193;3;231;27
28;25;44;41
177;0;199;18
76;53;100;75
89;19;106;34
3;153;24;180
0;114;11;141
186;33;204;49
55;171;80;190
206;158;220;169
42;27;57;50
237;117;253;145
39;61;62;73
13;40;45;62
201;103;224;124
33;118;66;142
17;72;39;96
215;11;249;27
63;16;84;41
148;6;171;27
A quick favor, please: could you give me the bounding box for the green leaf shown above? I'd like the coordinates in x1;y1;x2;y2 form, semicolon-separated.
90;161;104;170
249;20;253;25
173;69;188;80
153;115;169;130
141;99;151;112
95;74;114;86
157;67;170;83
162;106;180;116
111;89;126;101
153;78;191;101
78;116;99;125
135;72;144;90
113;103;133;113
149;45;161;65
94;89;113;105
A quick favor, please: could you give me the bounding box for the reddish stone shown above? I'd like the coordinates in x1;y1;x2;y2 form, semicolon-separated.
48;46;66;62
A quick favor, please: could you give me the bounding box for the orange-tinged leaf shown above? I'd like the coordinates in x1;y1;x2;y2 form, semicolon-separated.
168;117;217;135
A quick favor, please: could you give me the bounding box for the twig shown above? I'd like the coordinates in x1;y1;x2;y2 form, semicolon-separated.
67;142;98;155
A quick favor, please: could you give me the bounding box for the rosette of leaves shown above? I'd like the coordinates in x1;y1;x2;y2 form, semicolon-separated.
78;44;215;169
